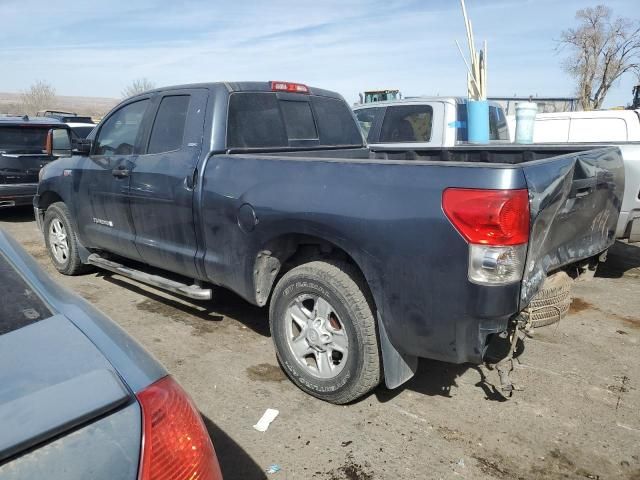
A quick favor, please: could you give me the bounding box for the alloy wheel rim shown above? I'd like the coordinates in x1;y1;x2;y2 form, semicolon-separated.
49;218;69;264
284;293;349;379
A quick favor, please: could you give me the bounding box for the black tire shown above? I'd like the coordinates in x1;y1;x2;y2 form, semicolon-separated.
269;260;381;404
43;202;89;276
528;271;572;328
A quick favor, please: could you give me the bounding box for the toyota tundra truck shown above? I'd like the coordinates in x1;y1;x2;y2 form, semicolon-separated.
34;81;624;404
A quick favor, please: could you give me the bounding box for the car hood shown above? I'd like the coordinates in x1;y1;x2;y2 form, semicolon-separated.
0;314;131;463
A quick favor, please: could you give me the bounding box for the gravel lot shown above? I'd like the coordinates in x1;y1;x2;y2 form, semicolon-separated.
2;206;639;480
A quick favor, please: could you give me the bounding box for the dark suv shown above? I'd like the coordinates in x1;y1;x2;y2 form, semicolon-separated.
0;116;71;208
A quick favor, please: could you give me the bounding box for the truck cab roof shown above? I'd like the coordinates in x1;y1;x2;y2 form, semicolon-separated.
126;81;344;101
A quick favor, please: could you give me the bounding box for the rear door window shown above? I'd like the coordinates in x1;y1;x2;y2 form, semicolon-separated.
227;93;362;149
94;99;149;156
147;95;190;154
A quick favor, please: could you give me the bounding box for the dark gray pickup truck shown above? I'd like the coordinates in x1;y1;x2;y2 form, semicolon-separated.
35;81;624;404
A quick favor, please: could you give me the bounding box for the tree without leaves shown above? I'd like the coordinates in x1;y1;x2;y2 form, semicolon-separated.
121;78;156;98
559;5;640;110
20;80;57;116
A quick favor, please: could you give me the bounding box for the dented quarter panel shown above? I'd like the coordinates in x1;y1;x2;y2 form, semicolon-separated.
521;147;625;305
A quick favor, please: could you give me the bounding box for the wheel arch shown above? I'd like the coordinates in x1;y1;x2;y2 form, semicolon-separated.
254;231;418;390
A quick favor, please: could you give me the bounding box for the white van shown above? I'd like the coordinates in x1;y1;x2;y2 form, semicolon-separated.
507;109;640;143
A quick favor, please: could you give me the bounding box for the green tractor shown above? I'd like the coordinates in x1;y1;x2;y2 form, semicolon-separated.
359;89;401;104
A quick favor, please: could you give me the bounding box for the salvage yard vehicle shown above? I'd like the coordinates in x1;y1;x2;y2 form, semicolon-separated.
507;109;640;242
0;116;72;209
0;228;222;480
38;110;96;139
353;96;510;146
35;81;624;404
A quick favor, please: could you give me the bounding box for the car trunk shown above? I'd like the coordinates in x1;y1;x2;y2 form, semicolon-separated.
0;252;132;463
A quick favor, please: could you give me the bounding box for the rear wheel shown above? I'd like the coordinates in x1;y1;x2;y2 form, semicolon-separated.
269;260;381;404
44;202;89;275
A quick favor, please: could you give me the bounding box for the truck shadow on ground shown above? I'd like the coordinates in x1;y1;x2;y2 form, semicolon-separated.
201;415;267;480
596;241;640;279
0;206;35;223
374;358;509;404
100;273;270;337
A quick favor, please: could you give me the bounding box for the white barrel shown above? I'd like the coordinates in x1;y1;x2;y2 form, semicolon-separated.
515;102;538;144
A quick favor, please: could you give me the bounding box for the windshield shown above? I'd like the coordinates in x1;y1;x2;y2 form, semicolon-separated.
0;126;68;154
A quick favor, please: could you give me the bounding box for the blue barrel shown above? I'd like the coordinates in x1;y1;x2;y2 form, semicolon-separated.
467;100;489;143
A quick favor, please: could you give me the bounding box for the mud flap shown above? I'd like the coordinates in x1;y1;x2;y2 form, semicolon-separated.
377;313;418;389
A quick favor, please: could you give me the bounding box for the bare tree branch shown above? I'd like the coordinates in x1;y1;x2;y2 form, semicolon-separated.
20;80;57;116
121;78;156;99
559;5;640;110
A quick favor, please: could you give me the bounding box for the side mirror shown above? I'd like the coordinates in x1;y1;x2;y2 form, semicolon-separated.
72;138;92;155
46;129;73;157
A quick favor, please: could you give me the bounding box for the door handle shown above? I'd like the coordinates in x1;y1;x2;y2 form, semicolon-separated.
112;166;130;178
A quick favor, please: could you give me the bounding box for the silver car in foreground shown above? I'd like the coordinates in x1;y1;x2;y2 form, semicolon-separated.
0;228;223;480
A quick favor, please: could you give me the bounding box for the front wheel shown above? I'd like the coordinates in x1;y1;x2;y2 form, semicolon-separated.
269;260;381;404
43;202;89;275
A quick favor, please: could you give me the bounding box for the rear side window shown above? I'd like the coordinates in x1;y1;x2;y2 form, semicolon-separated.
354;108;378;142
380;105;433;143
94;99;149;156
227;93;362;149
148;95;190;154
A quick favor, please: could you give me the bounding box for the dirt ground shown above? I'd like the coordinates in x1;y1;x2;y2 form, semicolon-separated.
2;206;639;480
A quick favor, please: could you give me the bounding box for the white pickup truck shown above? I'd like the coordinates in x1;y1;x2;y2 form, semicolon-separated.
507;109;640;242
353;96;510;147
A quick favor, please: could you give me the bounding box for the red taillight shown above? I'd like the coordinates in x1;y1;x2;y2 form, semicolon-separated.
442;188;530;246
270;81;309;93
137;376;223;480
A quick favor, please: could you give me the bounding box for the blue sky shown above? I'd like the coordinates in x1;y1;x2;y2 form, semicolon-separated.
1;0;638;106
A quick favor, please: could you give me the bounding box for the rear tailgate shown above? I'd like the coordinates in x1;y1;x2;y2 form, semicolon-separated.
0;153;49;185
520;146;624;305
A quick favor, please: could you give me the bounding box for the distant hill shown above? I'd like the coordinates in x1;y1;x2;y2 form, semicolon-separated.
0;92;118;120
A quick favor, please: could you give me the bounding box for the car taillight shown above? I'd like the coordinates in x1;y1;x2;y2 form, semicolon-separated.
137;376;223;480
442;188;529;285
270;81;309;93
